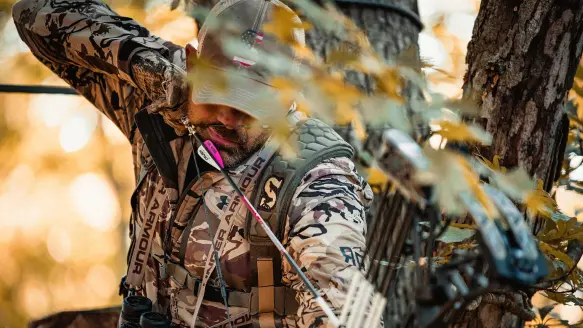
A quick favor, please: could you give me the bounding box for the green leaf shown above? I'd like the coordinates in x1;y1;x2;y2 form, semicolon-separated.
538;217;559;241
543;291;567;304
435;226;476;243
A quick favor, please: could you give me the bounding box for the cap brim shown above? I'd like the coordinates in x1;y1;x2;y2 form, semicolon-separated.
191;67;282;121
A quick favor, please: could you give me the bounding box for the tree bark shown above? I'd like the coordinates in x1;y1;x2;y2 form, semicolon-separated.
305;2;424;327
303;1;423;227
455;1;583;327
305;1;421;92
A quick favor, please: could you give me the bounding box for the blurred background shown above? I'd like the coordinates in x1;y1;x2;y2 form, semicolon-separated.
0;0;581;327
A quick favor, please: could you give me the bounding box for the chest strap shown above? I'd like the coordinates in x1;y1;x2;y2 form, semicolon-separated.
151;255;299;316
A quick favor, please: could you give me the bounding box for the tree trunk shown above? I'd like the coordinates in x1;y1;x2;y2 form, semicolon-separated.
305;0;421;92
304;0;423;225
454;1;583;327
305;1;424;327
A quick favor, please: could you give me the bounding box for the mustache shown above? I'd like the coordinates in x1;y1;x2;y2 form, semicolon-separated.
195;123;248;144
194;123;272;129
196;123;253;129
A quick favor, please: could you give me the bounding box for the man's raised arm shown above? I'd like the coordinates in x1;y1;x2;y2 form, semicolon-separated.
285;158;373;327
12;0;187;138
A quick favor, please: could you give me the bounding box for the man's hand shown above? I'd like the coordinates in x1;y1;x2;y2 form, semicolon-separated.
131;50;189;134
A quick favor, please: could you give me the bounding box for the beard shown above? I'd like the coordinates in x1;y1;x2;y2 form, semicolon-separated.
194;124;270;168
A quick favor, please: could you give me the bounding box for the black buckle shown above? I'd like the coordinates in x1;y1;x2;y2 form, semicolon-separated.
206;281;231;304
119;276;130;297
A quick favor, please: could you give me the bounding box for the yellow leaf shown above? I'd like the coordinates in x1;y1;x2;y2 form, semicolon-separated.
342;19;371;53
326;41;361;67
335;102;355;125
476;154;507;173
458;156;499;219
317;74;362;101
573;81;583;98
434;120;492;145
524;179;557;219
334;108;367;141
292;43;318;64
539;240;575;269
269;76;301;109
263;6;312;46
493;155;504;172
314;73;364;120
365;167;389;186
373;67;404;102
270;119;296;159
295;98;312;116
417;148;497;217
449;222;478;230
567;130;577;145
352;113;367;141
575;63;583;82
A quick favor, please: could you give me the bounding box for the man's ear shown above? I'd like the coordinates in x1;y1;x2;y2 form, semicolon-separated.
186;41;198;71
186;42;197;56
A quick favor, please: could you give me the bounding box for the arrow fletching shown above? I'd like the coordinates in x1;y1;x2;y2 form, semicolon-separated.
197;145;222;171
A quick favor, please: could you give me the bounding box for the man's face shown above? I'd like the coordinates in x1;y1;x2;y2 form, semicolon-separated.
186;102;270;167
184;43;270;167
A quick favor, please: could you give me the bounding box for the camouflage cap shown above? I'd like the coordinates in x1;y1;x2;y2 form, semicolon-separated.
192;0;305;120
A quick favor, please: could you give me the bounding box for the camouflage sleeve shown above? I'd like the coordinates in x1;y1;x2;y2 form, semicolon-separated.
12;0;186;138
283;157;373;327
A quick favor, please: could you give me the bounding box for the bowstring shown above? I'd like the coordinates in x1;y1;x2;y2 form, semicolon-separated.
188;135;233;328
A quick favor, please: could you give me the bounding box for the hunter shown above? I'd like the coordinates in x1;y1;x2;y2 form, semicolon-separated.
13;0;372;327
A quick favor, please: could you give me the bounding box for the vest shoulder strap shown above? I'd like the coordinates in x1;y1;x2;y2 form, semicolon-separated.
246;117;354;243
134;109;179;190
245;118;353;301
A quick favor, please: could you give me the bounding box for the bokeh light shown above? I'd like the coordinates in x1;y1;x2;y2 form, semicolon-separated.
69;173;120;231
59;112;98;152
29;93;74;128
46;227;72;263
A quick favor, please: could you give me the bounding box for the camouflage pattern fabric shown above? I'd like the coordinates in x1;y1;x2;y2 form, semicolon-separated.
13;1;373;327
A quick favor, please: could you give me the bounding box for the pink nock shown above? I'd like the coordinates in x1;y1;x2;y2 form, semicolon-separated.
203;140;224;169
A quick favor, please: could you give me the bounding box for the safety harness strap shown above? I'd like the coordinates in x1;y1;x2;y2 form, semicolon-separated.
255;258;276;327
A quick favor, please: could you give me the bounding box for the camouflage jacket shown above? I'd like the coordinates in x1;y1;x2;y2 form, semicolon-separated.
13;1;373;327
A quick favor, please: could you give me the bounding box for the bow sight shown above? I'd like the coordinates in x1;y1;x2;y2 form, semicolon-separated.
339;129;548;328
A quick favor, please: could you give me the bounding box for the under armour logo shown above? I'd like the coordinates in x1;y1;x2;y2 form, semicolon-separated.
259;176;284;211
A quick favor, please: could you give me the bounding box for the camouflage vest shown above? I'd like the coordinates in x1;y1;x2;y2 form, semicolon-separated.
126;110;353;327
